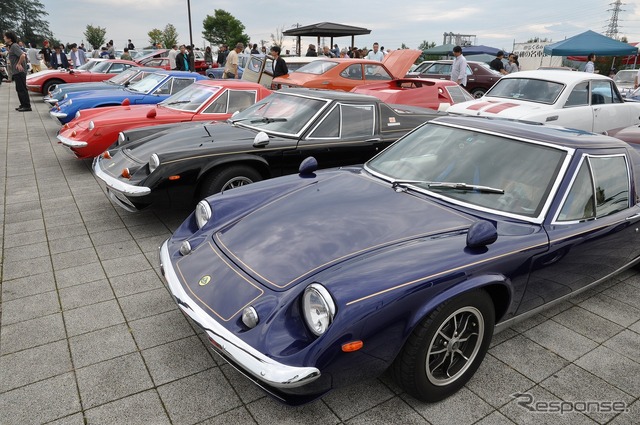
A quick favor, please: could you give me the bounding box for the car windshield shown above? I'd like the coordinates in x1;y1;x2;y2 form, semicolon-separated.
231;92;329;135
78;60;98;71
486;78;564;104
159;83;220;111
91;61;113;73
366;123;567;218
294;60;339;75
107;68;138;85
614;71;636;84
127;73;167;93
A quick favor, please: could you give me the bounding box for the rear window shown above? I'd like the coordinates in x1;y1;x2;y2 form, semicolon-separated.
295;61;339;75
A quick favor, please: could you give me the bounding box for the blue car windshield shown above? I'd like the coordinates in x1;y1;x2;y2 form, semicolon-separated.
127;73;166;93
366;123;567;218
230;92;329;135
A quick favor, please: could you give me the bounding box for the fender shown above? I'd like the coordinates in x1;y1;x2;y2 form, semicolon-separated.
407;273;512;336
197;153;271;181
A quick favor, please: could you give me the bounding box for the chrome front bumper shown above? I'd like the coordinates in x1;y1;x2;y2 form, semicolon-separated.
159;239;321;389
93;156;151;197
50;110;68;118
57;133;88;148
43;96;59;104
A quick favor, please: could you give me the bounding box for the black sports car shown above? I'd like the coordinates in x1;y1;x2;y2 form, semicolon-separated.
93;88;443;211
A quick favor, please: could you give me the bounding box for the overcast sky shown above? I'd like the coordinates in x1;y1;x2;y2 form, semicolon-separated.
40;0;640;53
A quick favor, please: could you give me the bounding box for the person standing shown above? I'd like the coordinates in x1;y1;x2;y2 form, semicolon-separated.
4;31;31;111
50;45;70;69
40;39;52;68
127;39;135;50
585;53;596;73
250;43;259;54
490;51;507;75
269;45;288;77
450;45;468;87
505;53;519;74
175;45;190;71
366;42;384;61
70;43;87;68
120;47;132;61
187;45;195;73
107;40;115;59
204;46;213;68
305;44;317;57
27;43;42;73
223;42;243;79
216;44;227;67
168;45;179;70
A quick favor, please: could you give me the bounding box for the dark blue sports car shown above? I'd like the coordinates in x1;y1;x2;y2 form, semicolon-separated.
160;115;640;405
50;70;208;124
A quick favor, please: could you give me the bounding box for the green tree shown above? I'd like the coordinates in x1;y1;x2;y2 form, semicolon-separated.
202;9;249;47
161;23;179;48
148;28;163;47
418;40;437;62
1;0;53;46
84;24;106;50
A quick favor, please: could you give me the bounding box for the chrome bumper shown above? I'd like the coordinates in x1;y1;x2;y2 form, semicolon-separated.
50;110;68;119
93;156;151;197
159;240;321;389
43;96;59;104
57;134;88;148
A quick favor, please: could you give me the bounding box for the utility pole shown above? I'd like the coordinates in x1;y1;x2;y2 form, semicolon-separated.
187;0;193;47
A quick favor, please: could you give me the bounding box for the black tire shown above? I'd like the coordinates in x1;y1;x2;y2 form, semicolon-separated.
198;165;262;199
471;88;486;99
43;79;63;95
392;290;494;402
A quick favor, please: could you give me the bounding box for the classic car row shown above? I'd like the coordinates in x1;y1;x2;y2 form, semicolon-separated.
26;61;640;405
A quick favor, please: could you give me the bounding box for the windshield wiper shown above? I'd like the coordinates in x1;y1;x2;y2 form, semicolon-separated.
163;100;190;106
250;117;287;124
392;180;504;194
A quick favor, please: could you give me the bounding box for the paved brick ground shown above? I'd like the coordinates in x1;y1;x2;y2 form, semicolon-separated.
0;81;639;425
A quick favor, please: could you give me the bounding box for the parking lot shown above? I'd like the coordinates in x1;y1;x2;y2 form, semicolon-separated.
0;81;639;425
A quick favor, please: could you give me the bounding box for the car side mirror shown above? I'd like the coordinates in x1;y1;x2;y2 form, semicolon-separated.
299;156;318;177
466;220;497;248
253;131;269;147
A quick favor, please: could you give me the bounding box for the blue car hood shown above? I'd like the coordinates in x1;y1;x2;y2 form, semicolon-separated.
215;171;475;290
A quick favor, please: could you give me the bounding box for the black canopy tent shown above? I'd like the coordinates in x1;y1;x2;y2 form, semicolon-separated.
283;22;371;56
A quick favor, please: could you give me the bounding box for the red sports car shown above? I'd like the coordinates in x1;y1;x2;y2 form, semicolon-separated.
56;80;272;159
273;49;421;92
26;59;139;94
350;78;473;111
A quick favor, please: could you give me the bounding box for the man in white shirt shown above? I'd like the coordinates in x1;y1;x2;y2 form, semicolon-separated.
366;42;384;61
450;45;467;87
168;45;178;70
584;53;596;73
70;43;87;68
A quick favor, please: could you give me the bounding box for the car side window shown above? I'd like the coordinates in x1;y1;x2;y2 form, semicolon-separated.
308;105;340;138
108;63;126;73
228;90;256;114
364;65;391;80
170;78;195;94
430;64;451;75
340;64;363;80
465;65;473;76
154;79;172;95
203;91;228;113
564;82;589;107
591;80;615;104
558;155;629;222
341;104;375;138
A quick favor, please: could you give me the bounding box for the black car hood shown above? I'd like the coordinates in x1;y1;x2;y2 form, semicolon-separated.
125;122;268;162
215;172;475;290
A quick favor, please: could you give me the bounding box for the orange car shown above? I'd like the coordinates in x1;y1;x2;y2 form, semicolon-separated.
273;49;421;91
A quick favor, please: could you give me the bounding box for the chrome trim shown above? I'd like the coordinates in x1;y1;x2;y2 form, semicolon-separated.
43;96;58;104
92;156;151;196
106;188;138;212
159;240;321;388
50;110;68;118
57;134;88;148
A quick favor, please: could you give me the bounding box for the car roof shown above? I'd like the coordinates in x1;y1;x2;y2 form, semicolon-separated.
278;87;381;103
498;69;614;85
432;115;630;150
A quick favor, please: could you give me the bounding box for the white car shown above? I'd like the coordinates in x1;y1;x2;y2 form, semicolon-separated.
613;69;637;97
447;70;640;134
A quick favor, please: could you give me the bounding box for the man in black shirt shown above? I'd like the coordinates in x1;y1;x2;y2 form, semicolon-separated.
490;51;508;75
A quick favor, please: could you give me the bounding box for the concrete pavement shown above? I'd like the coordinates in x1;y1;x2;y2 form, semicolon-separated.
0;81;639;424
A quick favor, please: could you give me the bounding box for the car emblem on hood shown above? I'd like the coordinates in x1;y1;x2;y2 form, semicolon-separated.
198;275;211;286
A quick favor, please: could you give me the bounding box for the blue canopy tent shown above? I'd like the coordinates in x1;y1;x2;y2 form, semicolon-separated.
543;30;637;56
463;45;504;56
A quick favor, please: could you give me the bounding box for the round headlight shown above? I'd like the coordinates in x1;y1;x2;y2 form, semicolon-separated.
67;99;72;106
88;120;95;131
63;93;68;99
75;111;81;119
118;132;125;145
302;284;336;336
195;200;212;229
242;306;259;329
149;153;160;173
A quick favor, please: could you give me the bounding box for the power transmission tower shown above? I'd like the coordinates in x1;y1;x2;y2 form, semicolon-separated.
605;0;623;39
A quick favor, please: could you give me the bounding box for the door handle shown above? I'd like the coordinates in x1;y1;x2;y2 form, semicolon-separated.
625;212;640;221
